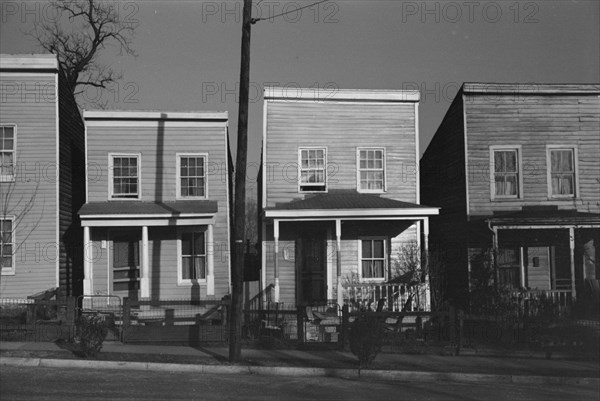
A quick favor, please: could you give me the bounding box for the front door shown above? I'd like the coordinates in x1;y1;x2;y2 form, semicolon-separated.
296;231;327;305
112;231;141;302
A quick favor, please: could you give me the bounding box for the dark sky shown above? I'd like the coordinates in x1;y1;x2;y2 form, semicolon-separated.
2;1;599;194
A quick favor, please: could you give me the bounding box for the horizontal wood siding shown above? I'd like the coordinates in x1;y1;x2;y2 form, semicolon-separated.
85;123;230;301
58;72;85;296
465;94;600;216
0;73;59;298
264;101;417;206
419;94;469;305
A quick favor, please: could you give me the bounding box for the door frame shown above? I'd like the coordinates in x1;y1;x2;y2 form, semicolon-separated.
295;229;328;305
109;228;141;300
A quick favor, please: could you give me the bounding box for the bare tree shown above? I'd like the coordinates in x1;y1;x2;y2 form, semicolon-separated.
30;0;137;98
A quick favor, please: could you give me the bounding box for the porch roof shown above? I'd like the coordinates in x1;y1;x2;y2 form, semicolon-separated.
488;209;600;228
79;201;218;227
263;192;439;219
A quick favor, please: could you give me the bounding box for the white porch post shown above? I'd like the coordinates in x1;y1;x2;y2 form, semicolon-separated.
519;247;526;288
207;224;215;296
336;219;343;307
492;226;499;287
140;226;150;298
274;220;280;302
83;226;92;295
569;227;576;300
423;217;430;311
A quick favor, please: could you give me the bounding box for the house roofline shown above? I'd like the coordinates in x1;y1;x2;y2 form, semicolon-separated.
462;82;600;95
83;110;229;121
264;87;420;102
0;54;58;71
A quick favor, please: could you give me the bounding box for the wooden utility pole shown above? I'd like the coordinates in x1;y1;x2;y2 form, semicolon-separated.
229;0;253;362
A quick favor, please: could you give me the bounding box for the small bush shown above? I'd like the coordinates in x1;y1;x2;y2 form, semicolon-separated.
349;316;385;371
77;314;108;358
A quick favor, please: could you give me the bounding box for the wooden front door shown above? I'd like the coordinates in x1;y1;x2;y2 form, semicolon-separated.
112;231;140;301
296;231;327;305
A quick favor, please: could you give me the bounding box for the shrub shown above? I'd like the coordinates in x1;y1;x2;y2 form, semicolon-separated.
349;316;385;373
77;314;108;358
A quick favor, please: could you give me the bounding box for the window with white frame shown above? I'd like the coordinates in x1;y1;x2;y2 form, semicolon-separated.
110;155;140;199
491;147;520;198
299;148;326;192
0;126;16;182
548;148;576;197
1;218;14;274
360;238;386;280
178;154;206;198
179;231;206;282
358;148;385;191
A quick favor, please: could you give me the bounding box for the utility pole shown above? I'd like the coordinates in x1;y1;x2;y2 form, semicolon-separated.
229;0;253;363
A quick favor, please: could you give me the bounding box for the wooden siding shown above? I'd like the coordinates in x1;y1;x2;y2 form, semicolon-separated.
419;93;470;304
0;72;59;298
85;123;230;301
264;101;417;207
465;94;600;216
57;71;85;296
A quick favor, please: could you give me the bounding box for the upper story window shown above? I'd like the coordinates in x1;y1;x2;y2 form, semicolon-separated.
110;154;140;200
0;126;16;182
359;238;386;281
177;154;207;199
490;146;521;199
547;147;577;198
357;148;385;192
299;148;326;192
1;217;15;275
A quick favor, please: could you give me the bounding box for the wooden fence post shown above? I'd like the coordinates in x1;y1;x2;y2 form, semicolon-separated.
341;304;349;351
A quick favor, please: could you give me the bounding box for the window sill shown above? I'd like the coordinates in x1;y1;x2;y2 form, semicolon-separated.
109;197;141;201
177;280;207;287
1;269;15;276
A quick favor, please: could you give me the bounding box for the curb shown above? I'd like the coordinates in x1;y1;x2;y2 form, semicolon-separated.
1;357;598;386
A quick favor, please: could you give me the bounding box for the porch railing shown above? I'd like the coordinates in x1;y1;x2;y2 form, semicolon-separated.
510;289;573;316
343;283;425;312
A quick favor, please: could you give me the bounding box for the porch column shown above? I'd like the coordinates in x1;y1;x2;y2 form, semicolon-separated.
83;226;92;295
274;220;280;302
519;247;526;288
336;219;343;307
423;217;431;311
569;227;576;300
140;226;150;298
207;224;215;296
492;226;499;287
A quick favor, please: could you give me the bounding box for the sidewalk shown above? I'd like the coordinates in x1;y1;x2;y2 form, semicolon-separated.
1;341;599;384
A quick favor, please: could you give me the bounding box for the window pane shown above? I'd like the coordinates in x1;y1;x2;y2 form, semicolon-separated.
362;261;373;278
494;152;505;172
1;256;12;268
373;240;384;258
182;233;192;255
195;257;206;279
182;257;193;279
194;232;205;256
505;151;516;172
372;260;384;278
362;240;371;258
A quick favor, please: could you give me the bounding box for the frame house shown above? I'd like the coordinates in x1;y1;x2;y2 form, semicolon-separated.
259;88;439;311
420;83;600;311
0;54;85;299
79;111;231;312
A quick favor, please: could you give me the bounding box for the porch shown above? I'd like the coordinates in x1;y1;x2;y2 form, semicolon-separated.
261;192;439;309
79;201;221;301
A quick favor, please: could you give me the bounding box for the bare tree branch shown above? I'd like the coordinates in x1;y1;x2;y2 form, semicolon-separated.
28;0;138;101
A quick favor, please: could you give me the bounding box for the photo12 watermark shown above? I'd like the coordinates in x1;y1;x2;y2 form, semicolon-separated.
401;1;540;24
201;1;340;24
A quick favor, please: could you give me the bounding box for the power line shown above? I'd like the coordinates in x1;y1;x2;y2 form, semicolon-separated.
252;0;331;24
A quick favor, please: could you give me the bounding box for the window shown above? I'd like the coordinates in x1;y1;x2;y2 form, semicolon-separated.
360;239;386;280
0;126;16;182
299;148;326;192
1;218;15;275
490;147;521;199
548;148;576;197
177;154;207;198
110;154;140;199
179;231;206;283
357;148;385;192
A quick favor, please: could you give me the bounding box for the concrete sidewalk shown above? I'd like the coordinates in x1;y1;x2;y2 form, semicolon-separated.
1;341;599;385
